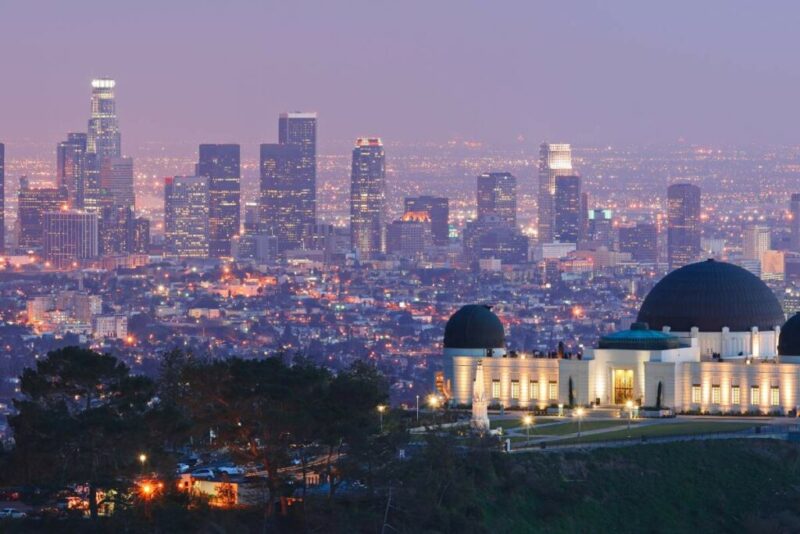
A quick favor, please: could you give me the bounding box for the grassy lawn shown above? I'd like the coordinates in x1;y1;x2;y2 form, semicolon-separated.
550;421;760;445
531;420;636;436
490;416;559;430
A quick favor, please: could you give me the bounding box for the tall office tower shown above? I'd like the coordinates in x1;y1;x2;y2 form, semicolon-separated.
17;177;69;250
98;205;133;256
0;143;4;253
350;138;386;259
87;78;121;159
404;196;449;246
554;175;581;243
131;217;150;254
100;156;134;209
278;112;317;237
538;143;573;243
43;210;98;269
260;143;304;250
667;183;701;270
197;144;240;257
619;223;658;263
743;224;771;261
164;176;209;258
791;194;800;252
477;172;516;227
56;133;87;208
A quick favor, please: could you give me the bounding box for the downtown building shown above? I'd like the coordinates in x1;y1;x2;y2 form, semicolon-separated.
0;143;4;252
42;210;99;269
17;177;69;251
85;78;123;213
260;112;317;252
667;183;701;270
164;176;210;258
198;144;240;257
404;196;449;246
350;138;386;259
57;133;87;208
553;174;581;244
538;143;573;243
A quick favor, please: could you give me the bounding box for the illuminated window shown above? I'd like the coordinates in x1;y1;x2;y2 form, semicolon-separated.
491;380;500;399
511;380;520;399
548;381;558;400
711;385;721;404
751;386;760;405
530;381;539;400
771;387;780;406
731;386;740;405
691;385;701;404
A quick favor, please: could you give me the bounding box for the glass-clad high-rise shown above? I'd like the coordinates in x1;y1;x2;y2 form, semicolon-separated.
350;138;386;259
198;144;240;257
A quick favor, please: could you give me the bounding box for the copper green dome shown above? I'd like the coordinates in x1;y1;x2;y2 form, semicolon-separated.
637;260;784;332
598;322;685;350
444;305;505;349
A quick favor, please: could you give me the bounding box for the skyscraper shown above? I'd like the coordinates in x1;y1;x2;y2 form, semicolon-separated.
198;144;240;257
404;196;449;246
18;177;69;250
131;217;150;254
85;79;122;214
743;224;771;262
350;138;386;259
87;78;121;159
56;133;87;209
98;205;133;256
477;172;516;227
554;175;581;243
260;143;304;251
164;176;209;258
667;183;701;270
100;156;134;209
278;112;317;237
538;143;572;243
0;143;4;253
790;194;800;252
43;210;98;269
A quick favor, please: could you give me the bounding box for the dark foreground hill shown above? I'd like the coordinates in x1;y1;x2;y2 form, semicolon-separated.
3;438;799;533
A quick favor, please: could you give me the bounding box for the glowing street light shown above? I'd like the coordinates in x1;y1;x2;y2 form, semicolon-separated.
416;394;420;423
575;407;585;438
139;453;148;473
523;414;533;444
377;404;386;433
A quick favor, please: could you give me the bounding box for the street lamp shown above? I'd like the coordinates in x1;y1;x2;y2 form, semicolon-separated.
138;453;148;473
416;394;420;423
523;414;533;444
377;404;386;433
575;407;585;438
625;400;634;436
428;394;440;424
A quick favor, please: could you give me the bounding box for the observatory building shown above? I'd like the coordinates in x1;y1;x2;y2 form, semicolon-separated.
445;260;800;414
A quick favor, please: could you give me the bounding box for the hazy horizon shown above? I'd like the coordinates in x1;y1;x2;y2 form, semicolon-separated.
3;0;800;156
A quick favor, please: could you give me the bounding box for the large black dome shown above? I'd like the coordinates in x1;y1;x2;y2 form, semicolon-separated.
778;313;800;355
444;305;505;349
637;260;784;332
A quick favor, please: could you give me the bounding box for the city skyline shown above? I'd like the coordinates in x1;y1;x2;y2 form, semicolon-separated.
6;1;800;156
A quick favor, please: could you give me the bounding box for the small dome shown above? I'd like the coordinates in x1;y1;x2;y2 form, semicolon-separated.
637;260;784;332
444;305;505;349
599;322;685;350
778;313;800;355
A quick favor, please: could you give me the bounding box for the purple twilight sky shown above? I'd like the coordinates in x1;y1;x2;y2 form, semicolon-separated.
2;0;800;155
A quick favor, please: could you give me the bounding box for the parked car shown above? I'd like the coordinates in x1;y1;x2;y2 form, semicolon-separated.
0;508;27;519
190;468;216;479
216;466;244;476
